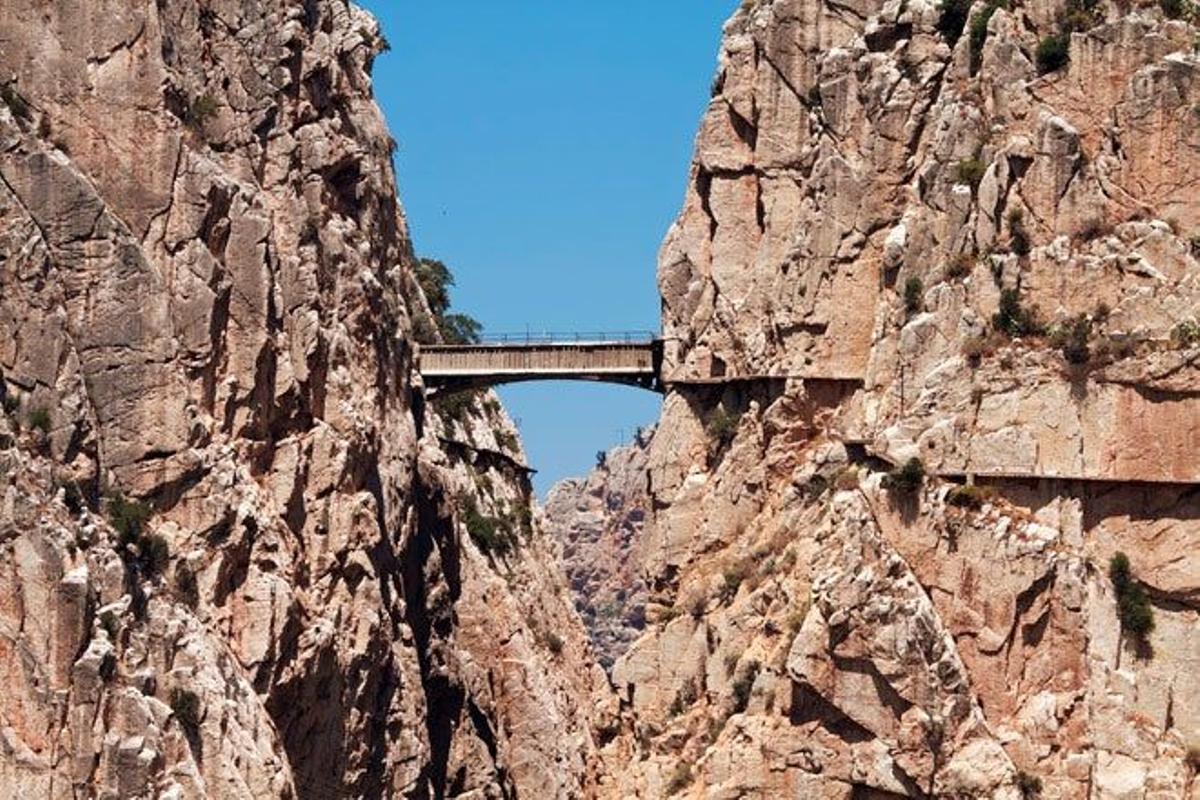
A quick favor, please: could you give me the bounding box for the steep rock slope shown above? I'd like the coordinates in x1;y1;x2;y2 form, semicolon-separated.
0;2;606;798
600;0;1200;797
543;432;654;669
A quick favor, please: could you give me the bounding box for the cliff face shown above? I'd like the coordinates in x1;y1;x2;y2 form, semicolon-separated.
597;0;1200;797
0;2;606;798
543;433;654;669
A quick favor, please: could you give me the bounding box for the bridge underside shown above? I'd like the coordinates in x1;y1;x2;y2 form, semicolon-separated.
424;371;662;395
418;341;665;395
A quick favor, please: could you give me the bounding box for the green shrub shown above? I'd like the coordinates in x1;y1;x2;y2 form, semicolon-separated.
668;679;699;717
719;559;753;604
185;94;219;130
956;158;987;189
730;660;760;713
1051;314;1092;365
440;312;482;345
27;407;51;434
108;494;153;544
884;457;925;494
0;83;31;121
1036;34;1071;74
170;687;202;738
1110;552;1155;642
706;405;741;449
433;389;479;424
664;762;694;796
463;497;513;556
994;288;1041;337
99;610;120;642
176;564;200;609
947;484;995;509
61;481;86;515
945;253;974;279
1171;320;1200;348
140;533;171;577
1016;770;1043;798
412;257;483;344
1;390;18;416
543;631;564;656
937;0;973;45
969;0;1006;72
98;651;118;683
1008;208;1031;255
494;430;518;453
415;258;453;318
1159;0;1189;18
903;276;924;315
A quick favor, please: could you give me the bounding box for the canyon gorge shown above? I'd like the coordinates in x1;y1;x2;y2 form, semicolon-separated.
1;0;1199;798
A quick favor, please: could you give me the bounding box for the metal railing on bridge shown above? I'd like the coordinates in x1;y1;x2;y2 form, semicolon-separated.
462;330;659;345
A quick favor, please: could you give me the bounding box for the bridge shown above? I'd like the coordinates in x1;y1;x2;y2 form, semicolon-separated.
417;333;664;393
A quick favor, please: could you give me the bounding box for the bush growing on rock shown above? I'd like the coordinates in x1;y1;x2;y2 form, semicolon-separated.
176;564;200;609
170;687;202;738
665;762;693;796
542;631;565;657
945;253;974;279
946;484;995;509
956;157;986;189
462;497;514;556
903;276;924;315
185;93;219;130
27;406;51;434
994;288;1041;337
730;660;760;714
706;405;741;451
1110;552;1155;644
969;0;1006;72
1171;320;1200;348
107;494;153;544
1036;34;1071;74
937;0;973;45
1;389;18;416
719;559;753;604
434;389;480;425
0;82;31;122
1050;314;1092;365
883;457;925;494
1007;208;1031;255
1159;0;1190;19
1016;770;1043;798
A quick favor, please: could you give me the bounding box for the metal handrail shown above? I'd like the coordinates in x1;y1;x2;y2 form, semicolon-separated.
429;330;660;346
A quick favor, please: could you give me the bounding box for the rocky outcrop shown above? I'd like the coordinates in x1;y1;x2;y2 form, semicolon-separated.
0;2;605;797
599;0;1200;796
543;432;654;668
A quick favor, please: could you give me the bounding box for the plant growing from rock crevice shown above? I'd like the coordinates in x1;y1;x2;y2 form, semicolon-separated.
1110;552;1155;652
883;457;925;494
903;276;924;315
993;288;1041;337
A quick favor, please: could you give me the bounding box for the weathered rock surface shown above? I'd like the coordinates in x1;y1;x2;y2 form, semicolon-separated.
0;2;605;797
543;432;654;668
593;0;1200;796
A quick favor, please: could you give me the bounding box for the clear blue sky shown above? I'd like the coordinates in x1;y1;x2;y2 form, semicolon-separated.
361;0;735;494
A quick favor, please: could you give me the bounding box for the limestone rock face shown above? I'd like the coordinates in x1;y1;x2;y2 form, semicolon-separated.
543;432;654;668
0;2;604;797
596;0;1200;796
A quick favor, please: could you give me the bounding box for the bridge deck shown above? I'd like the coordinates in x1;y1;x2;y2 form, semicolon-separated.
418;341;662;391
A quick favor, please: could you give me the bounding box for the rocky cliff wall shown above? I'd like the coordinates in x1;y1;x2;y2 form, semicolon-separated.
0;2;606;797
597;0;1200;797
543;432;654;669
